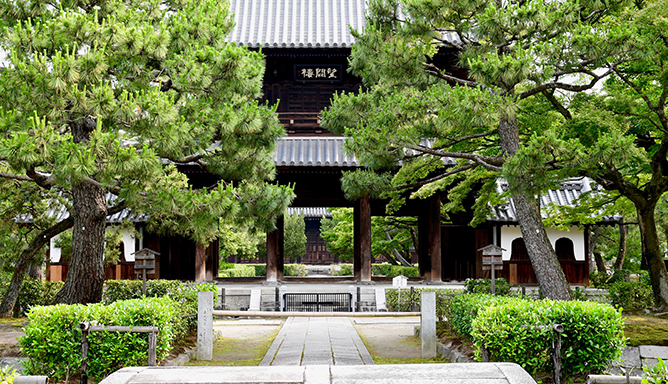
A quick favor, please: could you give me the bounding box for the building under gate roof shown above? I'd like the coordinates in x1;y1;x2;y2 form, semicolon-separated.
46;0;618;285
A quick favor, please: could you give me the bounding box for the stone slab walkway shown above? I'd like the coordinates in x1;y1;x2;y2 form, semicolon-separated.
260;317;374;366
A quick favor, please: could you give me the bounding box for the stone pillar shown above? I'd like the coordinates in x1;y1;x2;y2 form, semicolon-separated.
355;195;372;282
195;243;206;282
197;291;213;360
429;195;442;282
421;291;437;358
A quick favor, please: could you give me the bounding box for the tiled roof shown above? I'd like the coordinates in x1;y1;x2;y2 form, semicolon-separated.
489;177;622;223
227;0;366;48
287;207;332;218
226;0;463;49
274;137;359;167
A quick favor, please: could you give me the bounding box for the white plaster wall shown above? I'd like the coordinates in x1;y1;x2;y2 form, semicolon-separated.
49;237;61;263
500;226;585;261
122;229;136;262
48;228;136;263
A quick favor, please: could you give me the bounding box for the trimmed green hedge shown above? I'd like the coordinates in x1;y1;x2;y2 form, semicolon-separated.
12;280;64;317
464;278;511;296
284;264;307;277
102;280;217;335
332;263;418;277
386;288;463;319
20;297;182;382
447;294;522;340
219;265;255;277
471;298;625;377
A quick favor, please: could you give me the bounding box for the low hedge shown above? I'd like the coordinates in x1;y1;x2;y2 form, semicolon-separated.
102;280;217;335
471;299;625;377
607;280;654;310
20;297;182;382
447;294;522;340
464;278;511;296
284;264;307;277
219;265;255;277
12;280;64;317
386;288;463;319
333;263;418;277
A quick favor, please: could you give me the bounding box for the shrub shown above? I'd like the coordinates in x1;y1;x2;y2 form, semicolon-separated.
102;280;217;336
448;294;523;340
642;357;668;384
20;297;181;382
385;288;463;320
464;278;511;296
334;264;353;276
0;365;18;384
608;280;654;310
249;264;266;276
218;265;255;277
284;264;307;277
13;280;64;317
590;270;632;289
472;299;625;377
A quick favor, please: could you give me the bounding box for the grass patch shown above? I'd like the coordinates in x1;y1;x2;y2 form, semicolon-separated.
356;329;448;364
624;315;668;346
0;318;27;325
186;327;280;366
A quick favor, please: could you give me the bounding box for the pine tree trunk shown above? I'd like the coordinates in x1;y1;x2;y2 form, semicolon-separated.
588;226;599;272
498;116;572;300
594;252;607;273
637;206;668;310
54;180;108;304
613;221;627;270
0;218;73;317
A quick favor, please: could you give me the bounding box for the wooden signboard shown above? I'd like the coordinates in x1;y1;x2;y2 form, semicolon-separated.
482;256;503;271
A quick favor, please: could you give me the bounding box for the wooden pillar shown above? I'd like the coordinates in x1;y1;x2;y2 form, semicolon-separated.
418;205;432;281
353;201;362;280
354;195;372;282
277;216;285;280
429;195;442;282
195;243;206;282
266;216;285;282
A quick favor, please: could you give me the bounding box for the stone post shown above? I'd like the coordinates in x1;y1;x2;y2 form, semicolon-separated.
421;291;437;358
197;291;213;361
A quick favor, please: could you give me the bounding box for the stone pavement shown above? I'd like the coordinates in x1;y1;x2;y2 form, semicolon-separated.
260;317;374;366
100;363;538;384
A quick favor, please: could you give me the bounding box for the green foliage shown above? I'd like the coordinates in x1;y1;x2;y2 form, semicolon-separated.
248;264;267;276
283;264;307;277
608;280;655;310
385;288;463;319
371;263;419;277
464;278;511;296
0;365;17;384
333;264;353;276
13;280;64;317
643;357;668;384
331;263;418;277
472;299;625;377
447;294;521;340
218;265;255;277
20;297;183;382
320;209;354;261
284;213;307;260
102;280;217;335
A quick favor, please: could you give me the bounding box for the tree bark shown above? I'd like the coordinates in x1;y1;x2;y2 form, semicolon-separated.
54;180;108;304
636;206;668;309
594;252;607;274
498;116;572;300
588;225;599;272
0;218;73;317
384;230;412;267
613;221;627;270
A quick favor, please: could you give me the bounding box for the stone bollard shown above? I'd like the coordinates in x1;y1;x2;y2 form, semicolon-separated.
421;291;437;358
348;286;356;312
279;286;287;312
197;291;214;361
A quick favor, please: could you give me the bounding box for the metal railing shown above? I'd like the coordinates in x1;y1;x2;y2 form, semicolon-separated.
283;292;352;312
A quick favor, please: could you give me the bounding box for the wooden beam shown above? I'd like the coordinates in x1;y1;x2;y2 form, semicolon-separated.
277;216;285;280
195;243;206;282
266;229;279;282
418;205;432;280
429;195;442;282
353;200;361;280
359;195;372;282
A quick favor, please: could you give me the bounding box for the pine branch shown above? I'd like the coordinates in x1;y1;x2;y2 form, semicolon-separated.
398;163;478;190
422;62;478;87
541;90;572;120
403;143;504;171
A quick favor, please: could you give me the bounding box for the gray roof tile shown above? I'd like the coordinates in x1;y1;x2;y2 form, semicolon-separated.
274;137;359;167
